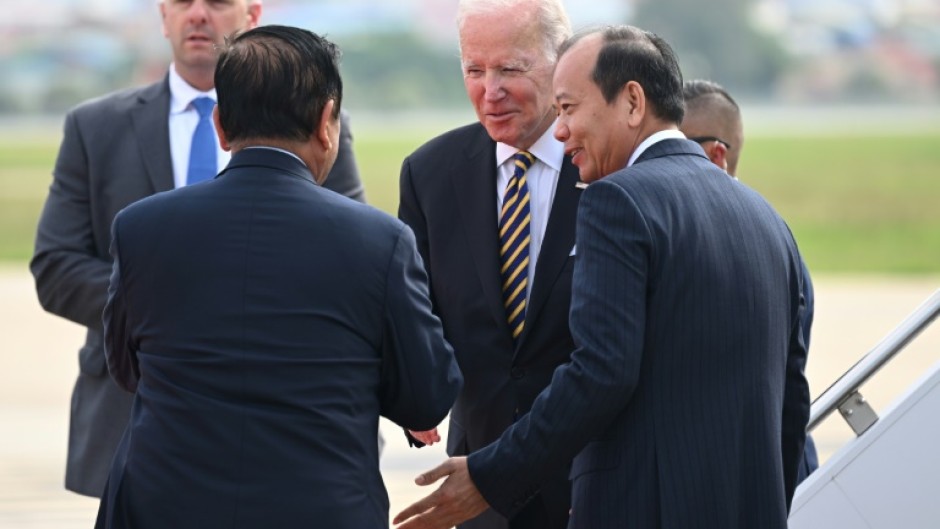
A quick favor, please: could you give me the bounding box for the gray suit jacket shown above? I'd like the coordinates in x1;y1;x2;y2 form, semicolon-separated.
30;75;365;497
469;139;810;529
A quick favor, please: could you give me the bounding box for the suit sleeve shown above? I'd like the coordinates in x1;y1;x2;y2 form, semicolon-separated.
322;110;366;203
30;109;112;330
378;225;462;431
782;255;811;509
468;180;650;517
102;213;139;393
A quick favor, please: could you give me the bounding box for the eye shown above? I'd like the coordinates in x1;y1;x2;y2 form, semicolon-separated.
465;68;483;78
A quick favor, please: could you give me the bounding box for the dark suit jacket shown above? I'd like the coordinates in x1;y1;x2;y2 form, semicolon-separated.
399;123;581;529
468;139;810;529
30;75;364;497
94;148;461;529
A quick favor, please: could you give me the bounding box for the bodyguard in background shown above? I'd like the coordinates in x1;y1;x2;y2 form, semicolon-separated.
95;25;461;528
30;0;364;498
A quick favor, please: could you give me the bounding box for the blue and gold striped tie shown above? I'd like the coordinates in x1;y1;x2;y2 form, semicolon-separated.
499;151;535;344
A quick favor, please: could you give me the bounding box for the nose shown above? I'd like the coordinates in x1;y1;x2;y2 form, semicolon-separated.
187;0;210;24
553;119;569;142
483;71;505;102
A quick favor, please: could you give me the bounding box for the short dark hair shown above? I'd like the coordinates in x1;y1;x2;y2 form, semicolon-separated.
559;25;684;123
683;79;739;112
214;25;343;144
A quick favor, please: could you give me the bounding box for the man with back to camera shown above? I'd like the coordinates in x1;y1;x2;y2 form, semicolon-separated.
94;25;462;529
681;78;819;483
394;25;810;529
30;0;365;499
398;0;579;527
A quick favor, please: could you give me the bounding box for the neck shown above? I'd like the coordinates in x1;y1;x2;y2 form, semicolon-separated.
177;66;216;93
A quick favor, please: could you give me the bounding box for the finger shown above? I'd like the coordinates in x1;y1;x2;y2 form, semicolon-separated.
393;490;441;524
414;459;456;486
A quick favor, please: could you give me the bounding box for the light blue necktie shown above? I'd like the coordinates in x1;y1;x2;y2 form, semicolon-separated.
186;97;217;185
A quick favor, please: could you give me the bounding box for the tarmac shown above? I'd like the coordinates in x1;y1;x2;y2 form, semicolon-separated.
1;264;937;528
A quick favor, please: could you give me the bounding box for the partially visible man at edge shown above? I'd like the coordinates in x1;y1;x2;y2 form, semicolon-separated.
681;78;819;483
394;25;809;529
30;0;365;499
398;0;578;527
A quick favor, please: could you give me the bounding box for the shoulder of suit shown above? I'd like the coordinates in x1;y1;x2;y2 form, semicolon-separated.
67;78;167;120
407;121;488;161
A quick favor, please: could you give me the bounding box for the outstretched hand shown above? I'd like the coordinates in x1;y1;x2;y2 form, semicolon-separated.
393;457;489;529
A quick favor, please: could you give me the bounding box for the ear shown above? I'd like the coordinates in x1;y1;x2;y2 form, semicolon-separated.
315;99;337;153
246;2;263;30
708;141;729;172
159;1;170;38
212;106;232;152
621;81;646;128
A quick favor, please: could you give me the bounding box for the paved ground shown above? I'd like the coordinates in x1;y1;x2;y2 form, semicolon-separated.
1;264;937;528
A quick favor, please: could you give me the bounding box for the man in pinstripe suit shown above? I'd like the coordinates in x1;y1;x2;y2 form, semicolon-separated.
395;25;810;529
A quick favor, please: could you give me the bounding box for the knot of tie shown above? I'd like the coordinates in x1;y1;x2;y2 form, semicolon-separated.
513;151;536;175
191;97;215;119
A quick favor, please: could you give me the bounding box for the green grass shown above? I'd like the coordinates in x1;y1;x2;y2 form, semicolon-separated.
2;127;939;273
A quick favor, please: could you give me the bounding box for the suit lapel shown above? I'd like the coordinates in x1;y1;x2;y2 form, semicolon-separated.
130;76;174;193
517;157;581;348
450;127;512;337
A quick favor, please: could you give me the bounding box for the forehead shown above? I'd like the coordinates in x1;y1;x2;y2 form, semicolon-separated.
459;10;545;65
553;35;602;94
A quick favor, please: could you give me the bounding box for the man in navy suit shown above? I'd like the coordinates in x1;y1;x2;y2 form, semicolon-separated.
95;26;461;529
398;1;578;527
31;0;365;499
395;25;809;529
680;78;820;484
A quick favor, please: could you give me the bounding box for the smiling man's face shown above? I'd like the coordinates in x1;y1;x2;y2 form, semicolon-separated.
458;5;556;150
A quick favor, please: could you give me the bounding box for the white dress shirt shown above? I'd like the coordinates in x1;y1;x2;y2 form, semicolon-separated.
495;124;565;299
167;64;231;189
627;128;686;167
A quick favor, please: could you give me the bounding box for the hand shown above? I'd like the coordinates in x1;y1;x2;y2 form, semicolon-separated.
393;457;489;529
408;428;441;446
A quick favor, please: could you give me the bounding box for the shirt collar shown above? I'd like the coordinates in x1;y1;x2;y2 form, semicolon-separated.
495;121;564;172
168;63;218;114
242;146;306;165
627;129;686;167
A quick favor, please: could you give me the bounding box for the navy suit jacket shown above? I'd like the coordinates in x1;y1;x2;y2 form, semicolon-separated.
468;139;810;529
30;74;365;497
95;149;461;528
399;122;581;529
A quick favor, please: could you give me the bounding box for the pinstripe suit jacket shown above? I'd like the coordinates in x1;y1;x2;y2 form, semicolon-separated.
468;138;810;529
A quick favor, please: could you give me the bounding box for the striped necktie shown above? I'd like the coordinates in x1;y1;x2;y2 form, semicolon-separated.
499;151;535;344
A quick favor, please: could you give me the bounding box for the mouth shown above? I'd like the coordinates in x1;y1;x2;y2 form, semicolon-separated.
485;110;517;122
566;147;583;162
186;33;214;45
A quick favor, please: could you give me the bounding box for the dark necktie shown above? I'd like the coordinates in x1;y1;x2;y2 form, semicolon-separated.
499;151;535;343
186;97;216;185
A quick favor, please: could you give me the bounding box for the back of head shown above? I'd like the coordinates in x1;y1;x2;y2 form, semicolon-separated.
560;25;684;124
681;79;743;175
214;25;342;145
457;0;571;63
